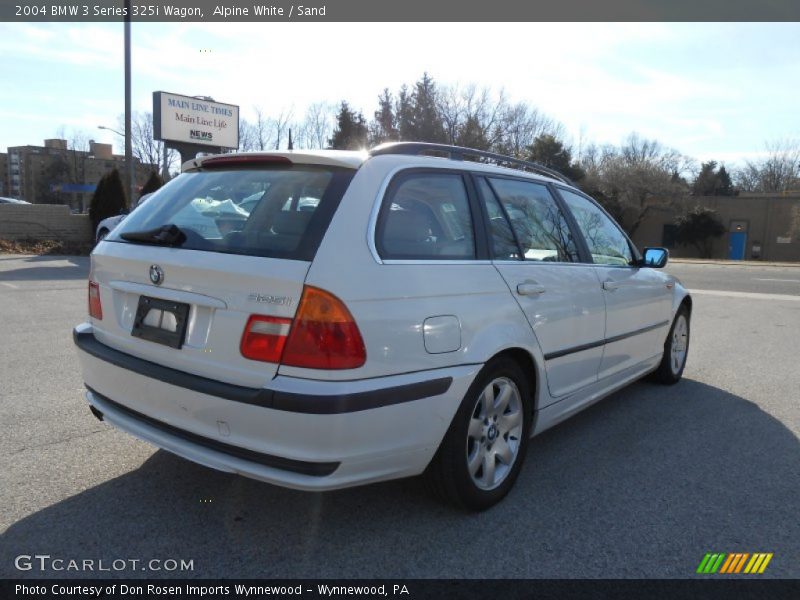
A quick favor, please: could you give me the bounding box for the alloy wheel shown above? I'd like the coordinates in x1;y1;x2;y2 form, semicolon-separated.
465;377;524;490
671;314;689;375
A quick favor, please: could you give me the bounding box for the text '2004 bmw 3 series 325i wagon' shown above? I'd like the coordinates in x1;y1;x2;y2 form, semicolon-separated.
74;142;691;510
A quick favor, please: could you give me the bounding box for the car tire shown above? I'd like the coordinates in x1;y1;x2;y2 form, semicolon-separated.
427;356;532;511
651;306;690;385
96;229;109;243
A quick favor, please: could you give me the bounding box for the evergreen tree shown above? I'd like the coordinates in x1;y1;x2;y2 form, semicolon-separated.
89;169;128;231
370;89;398;146
140;171;164;198
328;101;369;150
393;74;447;143
455;115;491;151
692;161;718;195
692;161;735;196
396;84;413;141
716;165;734;196
526;134;585;181
407;73;447;143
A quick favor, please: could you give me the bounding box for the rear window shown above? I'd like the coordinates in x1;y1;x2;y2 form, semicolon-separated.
109;166;353;261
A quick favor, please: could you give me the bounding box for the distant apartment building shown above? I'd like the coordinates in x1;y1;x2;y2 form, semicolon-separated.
3;139;155;211
0;152;8;197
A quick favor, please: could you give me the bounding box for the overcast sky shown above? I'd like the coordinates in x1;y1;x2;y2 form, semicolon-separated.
1;22;798;167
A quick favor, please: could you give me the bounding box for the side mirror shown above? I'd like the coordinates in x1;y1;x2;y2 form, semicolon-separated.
641;247;668;268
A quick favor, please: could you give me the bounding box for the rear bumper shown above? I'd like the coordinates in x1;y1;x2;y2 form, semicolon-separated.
74;323;481;490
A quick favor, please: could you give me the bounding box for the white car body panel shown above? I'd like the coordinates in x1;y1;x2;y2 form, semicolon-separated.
77;319;482;489
89;242;309;387
492;262;606;400
532;354;662;436
594;265;673;379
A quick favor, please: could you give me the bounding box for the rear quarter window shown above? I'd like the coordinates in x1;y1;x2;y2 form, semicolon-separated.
375;171;476;260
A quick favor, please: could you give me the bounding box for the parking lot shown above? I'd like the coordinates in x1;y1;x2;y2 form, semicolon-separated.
1;255;798;579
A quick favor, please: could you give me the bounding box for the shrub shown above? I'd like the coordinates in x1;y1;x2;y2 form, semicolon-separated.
140;171;164;198
674;206;726;258
89;169;127;232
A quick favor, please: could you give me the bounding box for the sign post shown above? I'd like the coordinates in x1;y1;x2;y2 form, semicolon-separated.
153;91;240;165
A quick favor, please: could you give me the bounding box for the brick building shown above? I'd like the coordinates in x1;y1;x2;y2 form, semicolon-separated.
2;139;155;211
632;193;800;262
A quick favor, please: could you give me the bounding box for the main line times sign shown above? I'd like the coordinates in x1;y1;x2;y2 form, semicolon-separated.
153;91;239;149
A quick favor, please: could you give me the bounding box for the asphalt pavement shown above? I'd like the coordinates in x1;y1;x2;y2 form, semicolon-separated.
668;260;800;296
0;255;798;579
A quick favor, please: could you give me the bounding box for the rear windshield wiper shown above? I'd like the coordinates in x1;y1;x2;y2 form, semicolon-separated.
120;224;187;246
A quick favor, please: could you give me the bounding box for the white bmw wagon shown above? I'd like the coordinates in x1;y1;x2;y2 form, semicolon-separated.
75;142;691;510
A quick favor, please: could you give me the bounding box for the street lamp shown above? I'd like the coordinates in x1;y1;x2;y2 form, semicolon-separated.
98;124;124;137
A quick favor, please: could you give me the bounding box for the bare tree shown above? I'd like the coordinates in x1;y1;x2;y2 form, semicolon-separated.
437;84;467;145
297;102;335;149
437;84;509;151
736;139;800;193
272;108;294;150
578;133;692;236
238;119;258;151
251;107;275;151
242;106;296;150
495;102;564;158
116;112;177;177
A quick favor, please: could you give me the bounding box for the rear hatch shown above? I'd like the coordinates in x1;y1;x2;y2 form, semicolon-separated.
90;158;355;388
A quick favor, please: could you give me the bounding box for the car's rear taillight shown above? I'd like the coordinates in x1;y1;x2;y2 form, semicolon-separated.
282;286;366;369
240;286;366;369
240;315;292;363
88;280;103;320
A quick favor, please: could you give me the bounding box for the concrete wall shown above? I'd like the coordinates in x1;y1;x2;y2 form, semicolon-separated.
630;194;800;262
0;204;92;243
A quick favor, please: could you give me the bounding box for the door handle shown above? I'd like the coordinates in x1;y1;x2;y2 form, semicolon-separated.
517;283;546;296
602;280;620;291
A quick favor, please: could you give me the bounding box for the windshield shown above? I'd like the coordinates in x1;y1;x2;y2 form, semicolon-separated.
109;166;353;260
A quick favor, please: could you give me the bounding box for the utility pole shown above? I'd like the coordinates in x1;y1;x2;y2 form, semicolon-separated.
124;0;134;206
161;144;169;180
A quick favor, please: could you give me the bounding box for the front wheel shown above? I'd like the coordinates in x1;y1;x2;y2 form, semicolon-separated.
652;306;690;384
427;357;532;511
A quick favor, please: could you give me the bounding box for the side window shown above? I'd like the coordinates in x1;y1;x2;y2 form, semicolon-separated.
376;172;476;260
559;189;633;266
476;178;519;260
485;177;578;262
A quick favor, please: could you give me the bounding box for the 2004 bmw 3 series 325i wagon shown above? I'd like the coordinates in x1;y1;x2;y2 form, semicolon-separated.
74;142;691;510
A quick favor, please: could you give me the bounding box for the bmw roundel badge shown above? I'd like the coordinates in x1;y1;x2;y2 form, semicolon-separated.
149;264;164;286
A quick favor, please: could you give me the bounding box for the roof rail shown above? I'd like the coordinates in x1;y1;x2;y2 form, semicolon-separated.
369;142;574;186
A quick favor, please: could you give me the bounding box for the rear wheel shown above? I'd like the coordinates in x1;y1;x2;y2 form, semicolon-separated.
652;306;690;384
427;356;532;510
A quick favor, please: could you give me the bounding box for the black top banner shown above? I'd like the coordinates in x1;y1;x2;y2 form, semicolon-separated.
3;0;800;22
